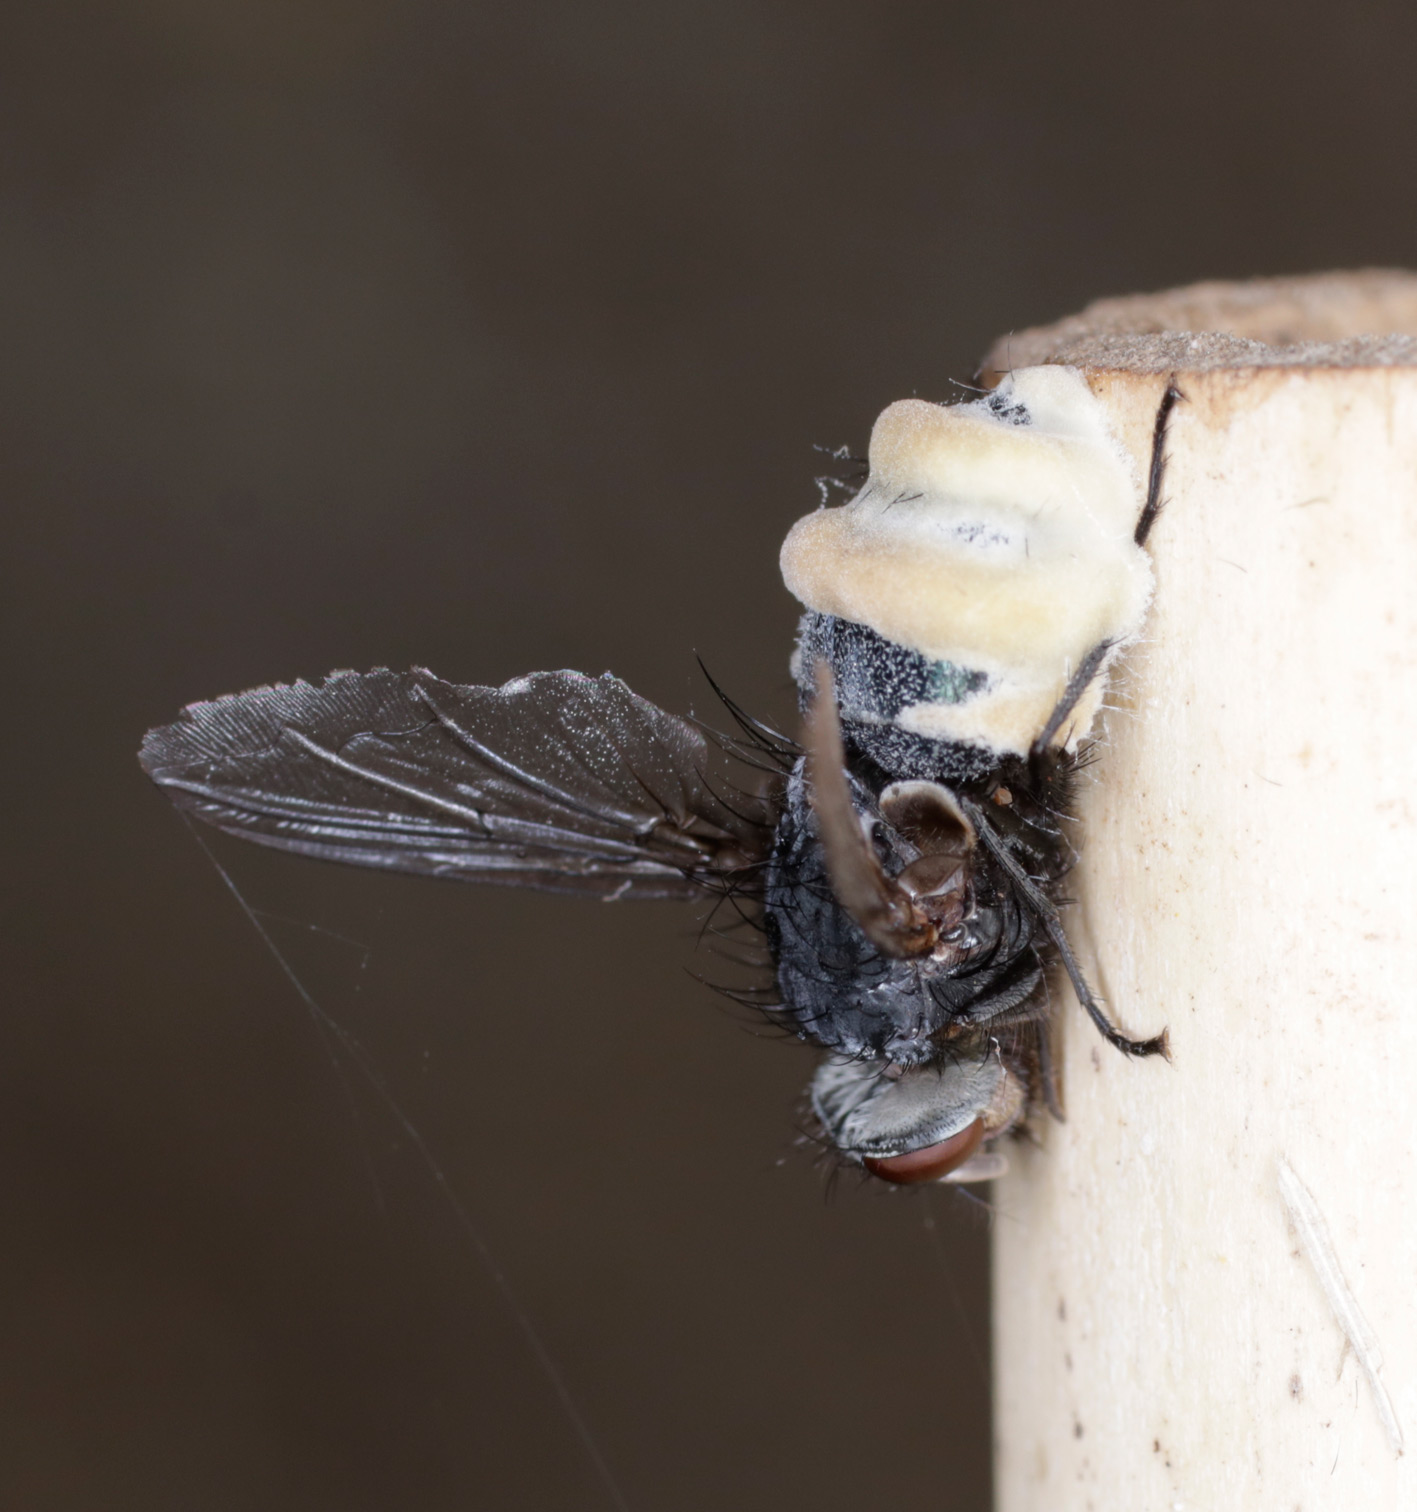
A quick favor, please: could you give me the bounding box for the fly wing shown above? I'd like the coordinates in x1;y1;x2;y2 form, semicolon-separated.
138;668;779;898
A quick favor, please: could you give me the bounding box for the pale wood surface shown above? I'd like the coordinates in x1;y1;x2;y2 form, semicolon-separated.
993;354;1417;1509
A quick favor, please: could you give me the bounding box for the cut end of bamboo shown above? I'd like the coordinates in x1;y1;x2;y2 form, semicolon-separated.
979;267;1417;380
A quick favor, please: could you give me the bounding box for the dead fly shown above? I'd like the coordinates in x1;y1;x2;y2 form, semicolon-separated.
140;366;1179;1186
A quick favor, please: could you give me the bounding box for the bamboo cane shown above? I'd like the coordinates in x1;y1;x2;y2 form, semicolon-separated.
986;272;1417;1509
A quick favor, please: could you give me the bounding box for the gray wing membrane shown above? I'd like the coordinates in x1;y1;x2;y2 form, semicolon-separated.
139;668;778;898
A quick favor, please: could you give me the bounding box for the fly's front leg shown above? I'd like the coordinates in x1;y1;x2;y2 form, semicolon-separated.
963;798;1170;1060
1134;379;1184;547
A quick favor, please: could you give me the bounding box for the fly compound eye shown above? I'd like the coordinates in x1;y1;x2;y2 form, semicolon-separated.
810;1050;1009;1180
862;1119;985;1185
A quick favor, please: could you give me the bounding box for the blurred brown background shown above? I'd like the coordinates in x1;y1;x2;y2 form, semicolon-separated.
5;3;1416;1508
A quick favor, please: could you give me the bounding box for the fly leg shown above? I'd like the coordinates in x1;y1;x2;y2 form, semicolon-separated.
962;799;1170;1059
1029;638;1113;782
1034;1016;1066;1122
1133;379;1184;547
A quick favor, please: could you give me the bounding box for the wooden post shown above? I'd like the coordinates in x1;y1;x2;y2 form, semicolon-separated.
985;273;1417;1508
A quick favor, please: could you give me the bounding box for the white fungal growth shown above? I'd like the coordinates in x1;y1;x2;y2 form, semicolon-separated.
1277;1156;1404;1456
779;365;1153;756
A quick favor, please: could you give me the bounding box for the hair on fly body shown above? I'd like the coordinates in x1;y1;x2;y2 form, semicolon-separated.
139;366;1182;1191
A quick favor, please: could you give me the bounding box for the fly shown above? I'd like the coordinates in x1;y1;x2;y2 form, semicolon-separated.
140;365;1181;1185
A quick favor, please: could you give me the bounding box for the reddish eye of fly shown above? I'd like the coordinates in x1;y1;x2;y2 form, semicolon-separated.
862;1118;985;1185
